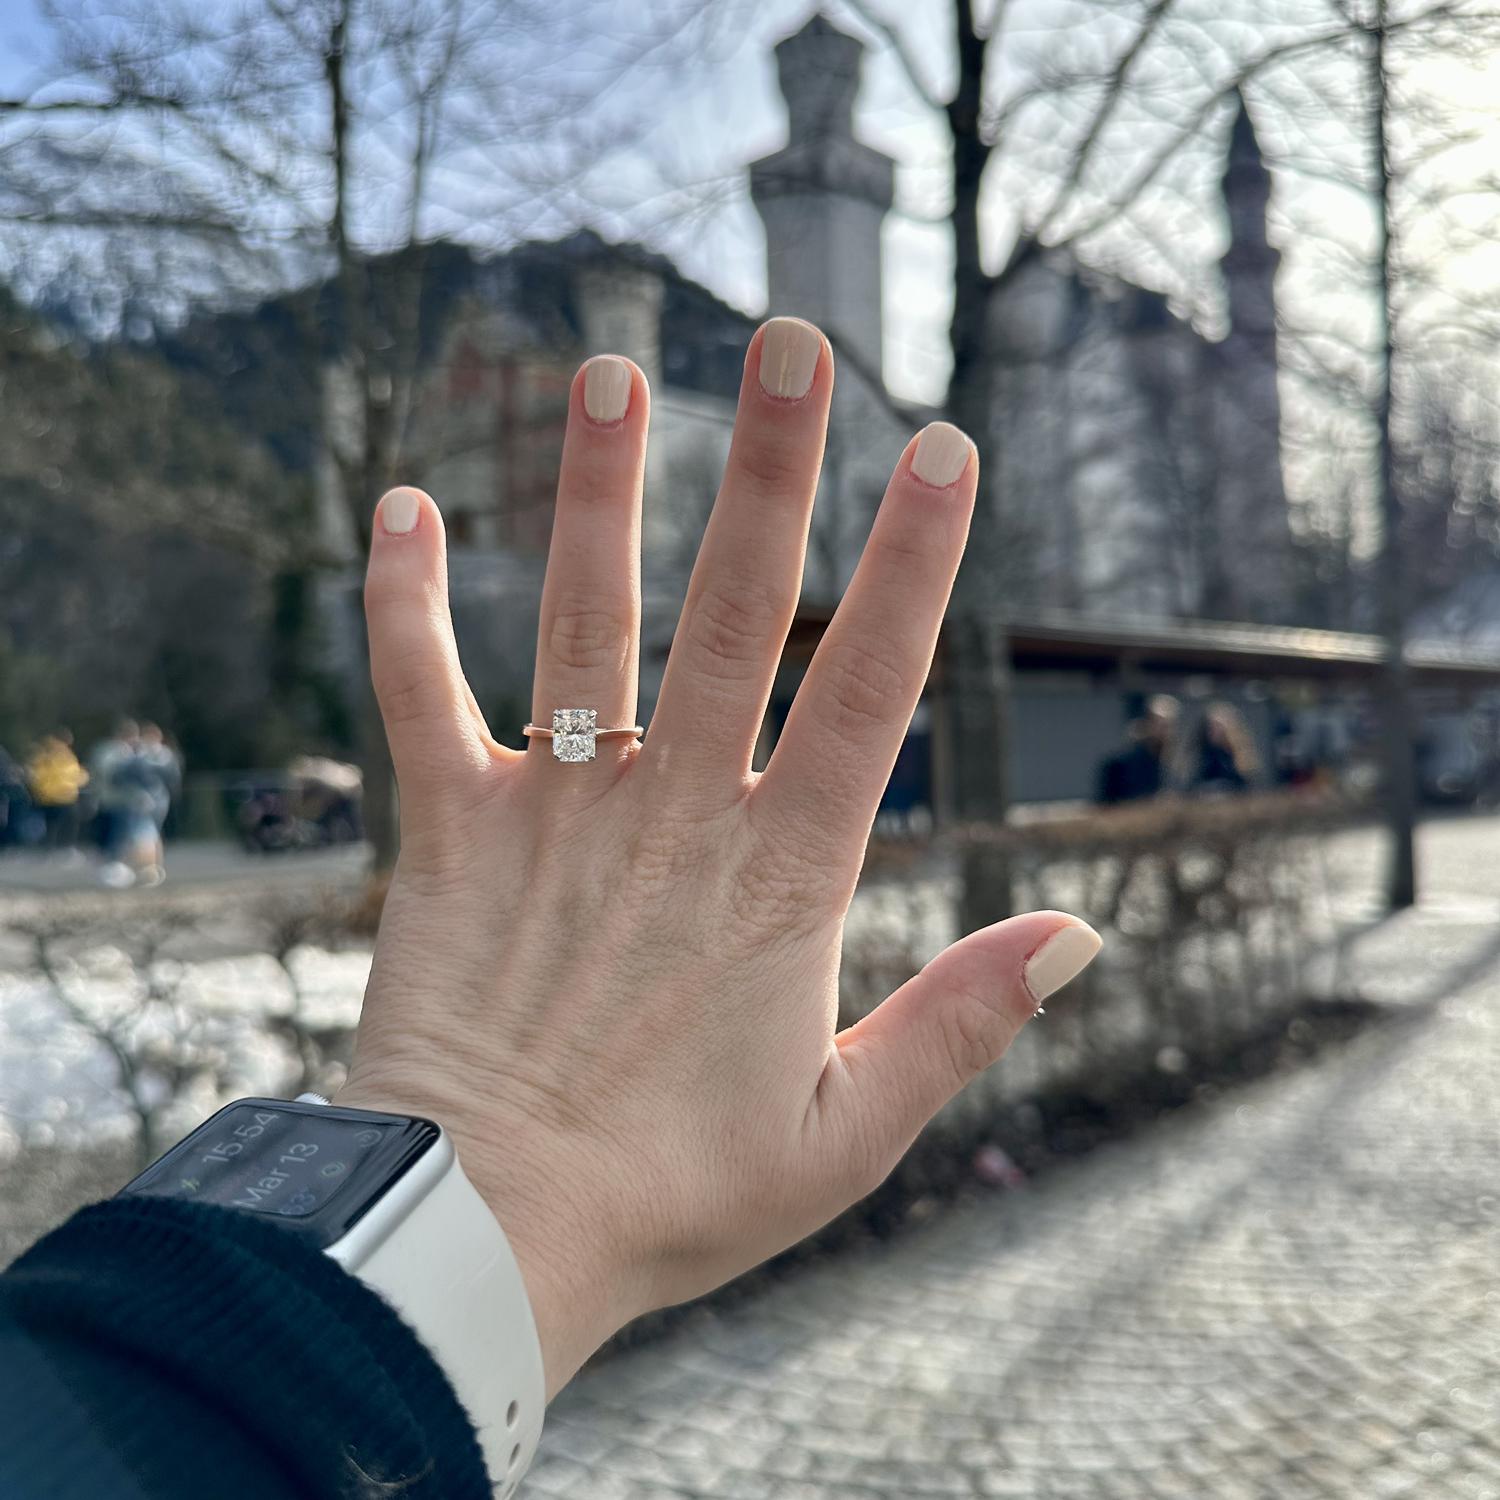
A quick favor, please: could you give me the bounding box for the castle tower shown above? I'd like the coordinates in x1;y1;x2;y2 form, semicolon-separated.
749;14;894;394
748;14;899;596
1210;91;1293;622
1220;92;1280;360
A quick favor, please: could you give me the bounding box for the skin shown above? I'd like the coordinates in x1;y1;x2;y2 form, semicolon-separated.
338;319;1097;1398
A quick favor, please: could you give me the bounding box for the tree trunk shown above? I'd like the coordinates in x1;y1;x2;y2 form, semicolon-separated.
1371;6;1418;910
944;0;1014;928
326;3;401;873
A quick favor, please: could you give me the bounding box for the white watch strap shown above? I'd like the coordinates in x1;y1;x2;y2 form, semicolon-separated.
324;1130;545;1495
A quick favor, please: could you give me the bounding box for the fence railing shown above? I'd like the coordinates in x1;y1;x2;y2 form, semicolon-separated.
1;792;1362;1255
849;792;1360;1143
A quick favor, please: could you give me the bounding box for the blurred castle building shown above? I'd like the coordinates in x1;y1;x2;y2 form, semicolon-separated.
749;13;909;595
986;92;1291;622
313;11;1294;719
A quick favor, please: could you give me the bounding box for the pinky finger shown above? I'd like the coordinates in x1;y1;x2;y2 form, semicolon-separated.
364;487;505;814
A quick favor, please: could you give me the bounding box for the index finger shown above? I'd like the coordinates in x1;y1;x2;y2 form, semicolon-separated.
643;318;832;787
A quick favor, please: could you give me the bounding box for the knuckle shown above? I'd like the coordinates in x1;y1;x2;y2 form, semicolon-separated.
374;650;440;730
364;560;423;617
736;818;839;929
619;813;715;892
736;853;822;931
378;678;431;731
816;636;909;739
940;984;1017;1091
685;578;788;677
545;599;630;674
731;437;808;503
868;520;938;574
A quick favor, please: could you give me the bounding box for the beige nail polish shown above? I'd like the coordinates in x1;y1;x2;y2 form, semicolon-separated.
911;422;973;487
381;487;421;535
759;317;821;399
583;356;632;422
1024;923;1102;1004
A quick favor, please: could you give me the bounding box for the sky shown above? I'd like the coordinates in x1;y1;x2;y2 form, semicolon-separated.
0;0;1283;404
610;0;1500;417
3;0;1499;511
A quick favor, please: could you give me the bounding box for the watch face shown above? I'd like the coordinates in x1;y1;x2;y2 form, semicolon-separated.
118;1098;441;1248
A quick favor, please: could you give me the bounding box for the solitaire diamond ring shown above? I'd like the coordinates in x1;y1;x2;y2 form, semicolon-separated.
523;709;644;763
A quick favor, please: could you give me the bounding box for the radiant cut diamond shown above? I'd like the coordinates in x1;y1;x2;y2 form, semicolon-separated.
552;708;597;763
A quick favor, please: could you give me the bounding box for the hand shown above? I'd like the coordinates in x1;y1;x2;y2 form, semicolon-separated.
337;318;1100;1396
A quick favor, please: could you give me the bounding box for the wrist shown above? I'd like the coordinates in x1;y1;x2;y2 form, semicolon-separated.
335;1074;645;1397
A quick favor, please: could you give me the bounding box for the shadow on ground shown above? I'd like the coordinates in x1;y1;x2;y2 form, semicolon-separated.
602;983;1412;1360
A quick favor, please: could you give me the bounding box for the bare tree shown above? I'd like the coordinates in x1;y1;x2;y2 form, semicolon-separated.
1269;0;1500;907
839;0;1500;919
1396;389;1500;611
837;0;1351;926
0;0;733;865
1360;0;1500;909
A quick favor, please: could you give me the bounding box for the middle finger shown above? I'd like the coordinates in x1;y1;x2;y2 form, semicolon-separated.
645;317;832;786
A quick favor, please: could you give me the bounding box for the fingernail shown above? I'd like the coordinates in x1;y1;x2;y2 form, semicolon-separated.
911;422;973;488
1024;922;1102;1005
759;317;821;400
583;356;632;423
380;487;421;535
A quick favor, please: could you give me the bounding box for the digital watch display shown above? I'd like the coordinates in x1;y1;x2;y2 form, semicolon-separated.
119;1097;440;1249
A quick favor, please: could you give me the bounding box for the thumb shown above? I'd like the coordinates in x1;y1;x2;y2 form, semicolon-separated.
820;912;1101;1190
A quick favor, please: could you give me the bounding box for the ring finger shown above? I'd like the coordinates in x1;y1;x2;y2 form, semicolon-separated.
530;355;650;764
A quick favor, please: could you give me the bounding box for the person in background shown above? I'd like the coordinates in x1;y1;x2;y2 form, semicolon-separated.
1193;702;1259;795
1096;695;1181;805
25;730;89;853
138;723;183;842
105;730;178;888
0;745;29;847
90;719;139;882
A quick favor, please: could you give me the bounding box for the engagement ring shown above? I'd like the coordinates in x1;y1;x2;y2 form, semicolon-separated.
523;709;644;763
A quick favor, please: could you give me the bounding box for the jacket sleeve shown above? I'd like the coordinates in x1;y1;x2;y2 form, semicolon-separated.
0;1196;494;1500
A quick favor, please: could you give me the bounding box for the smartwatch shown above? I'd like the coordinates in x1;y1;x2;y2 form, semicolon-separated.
117;1094;545;1496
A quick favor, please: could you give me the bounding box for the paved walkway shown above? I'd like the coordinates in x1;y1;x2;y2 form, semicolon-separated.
0;840;366;896
529;818;1500;1498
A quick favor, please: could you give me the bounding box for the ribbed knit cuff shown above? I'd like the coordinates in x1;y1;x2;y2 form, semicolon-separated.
1;1197;492;1499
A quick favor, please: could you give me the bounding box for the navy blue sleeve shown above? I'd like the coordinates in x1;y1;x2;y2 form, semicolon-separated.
0;1197;493;1500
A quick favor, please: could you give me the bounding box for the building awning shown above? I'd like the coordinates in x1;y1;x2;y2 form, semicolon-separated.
780;605;1500;687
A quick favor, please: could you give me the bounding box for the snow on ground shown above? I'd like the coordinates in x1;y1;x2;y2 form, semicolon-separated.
0;945;370;1159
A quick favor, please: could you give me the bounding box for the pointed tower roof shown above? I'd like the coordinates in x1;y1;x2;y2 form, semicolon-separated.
750;10;893;210
1227;89;1263;170
1220;86;1273;260
773;12;864;143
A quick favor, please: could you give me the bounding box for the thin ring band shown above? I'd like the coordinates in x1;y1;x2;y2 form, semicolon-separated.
522;726;643;740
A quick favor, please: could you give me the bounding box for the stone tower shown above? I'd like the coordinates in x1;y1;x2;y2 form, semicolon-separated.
749;13;899;595
1220;92;1280;354
749;13;894;396
1210;91;1293;622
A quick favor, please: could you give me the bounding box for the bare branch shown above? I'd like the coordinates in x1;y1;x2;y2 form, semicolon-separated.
1027;0;1177;247
1050;24;1358;256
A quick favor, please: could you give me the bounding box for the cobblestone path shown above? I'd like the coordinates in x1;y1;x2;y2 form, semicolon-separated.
529;822;1500;1498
